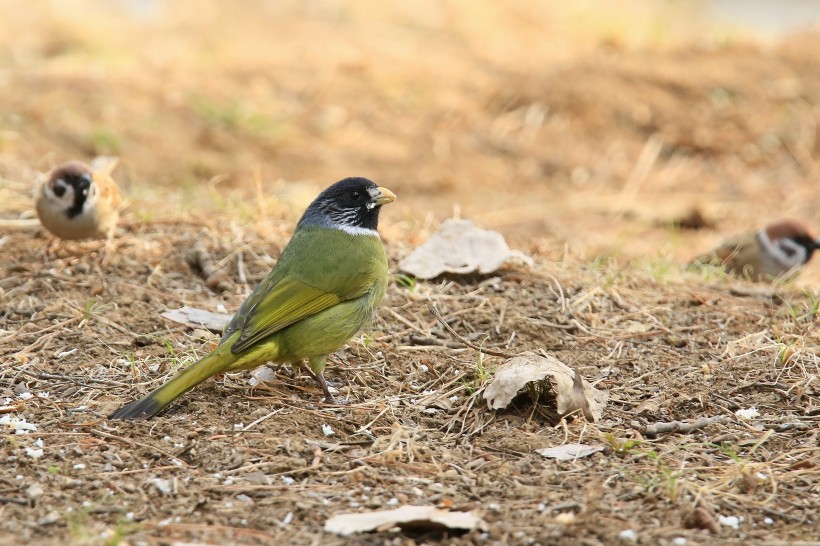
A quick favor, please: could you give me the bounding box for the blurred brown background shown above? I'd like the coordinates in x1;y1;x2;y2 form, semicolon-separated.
1;0;819;282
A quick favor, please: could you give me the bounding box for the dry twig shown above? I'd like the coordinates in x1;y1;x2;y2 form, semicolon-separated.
633;415;731;438
431;304;513;358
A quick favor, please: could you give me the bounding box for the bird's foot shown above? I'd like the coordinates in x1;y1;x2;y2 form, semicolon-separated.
99;235;118;266
41;238;63;263
299;362;347;404
322;394;349;406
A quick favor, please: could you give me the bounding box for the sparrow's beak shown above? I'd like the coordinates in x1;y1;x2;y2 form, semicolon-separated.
373;186;397;206
78;174;92;196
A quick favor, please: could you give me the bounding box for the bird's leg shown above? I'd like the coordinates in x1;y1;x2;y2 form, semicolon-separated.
41;237;62;262
301;356;338;403
100;233;114;266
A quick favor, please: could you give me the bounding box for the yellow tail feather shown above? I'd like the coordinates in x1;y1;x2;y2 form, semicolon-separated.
110;343;234;420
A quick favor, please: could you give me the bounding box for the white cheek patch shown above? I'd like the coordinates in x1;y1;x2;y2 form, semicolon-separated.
777;238;807;266
366;202;376;210
47;179;75;205
83;186;99;210
760;229;807;269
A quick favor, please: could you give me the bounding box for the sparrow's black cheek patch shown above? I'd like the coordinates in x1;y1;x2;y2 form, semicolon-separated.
53;184;66;198
66;190;87;218
792;235;819;262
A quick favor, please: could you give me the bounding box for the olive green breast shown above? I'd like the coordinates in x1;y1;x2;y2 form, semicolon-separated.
278;226;388;297
271;227;388;360
223;225;389;363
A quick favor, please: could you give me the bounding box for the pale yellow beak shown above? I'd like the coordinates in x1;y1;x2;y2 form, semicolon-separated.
374;186;397;206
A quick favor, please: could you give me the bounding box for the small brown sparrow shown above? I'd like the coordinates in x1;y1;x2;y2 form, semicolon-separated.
35;158;122;243
692;219;820;281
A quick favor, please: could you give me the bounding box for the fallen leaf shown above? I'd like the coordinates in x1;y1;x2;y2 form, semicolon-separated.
248;366;278;387
565;368;596;420
483;353;608;422
325;505;487;536
635;396;662;414
624;322;652;333
0;399;25;414
161;306;232;333
536;443;604;461
722;331;770;358
399;219;528;279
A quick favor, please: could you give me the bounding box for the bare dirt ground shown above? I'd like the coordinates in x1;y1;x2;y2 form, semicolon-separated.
1;2;819;545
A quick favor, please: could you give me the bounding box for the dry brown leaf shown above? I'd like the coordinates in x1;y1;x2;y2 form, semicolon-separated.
161;305;232;333
635;396;663;414
248;365;278;387
324;505;487;536
399;218;524;279
483;353;608;421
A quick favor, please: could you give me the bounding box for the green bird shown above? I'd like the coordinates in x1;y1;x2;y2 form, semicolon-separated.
110;177;396;419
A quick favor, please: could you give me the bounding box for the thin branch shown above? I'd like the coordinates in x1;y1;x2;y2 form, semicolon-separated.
90;429;187;465
633;415;730;438
17;370;130;388
431;304;513;358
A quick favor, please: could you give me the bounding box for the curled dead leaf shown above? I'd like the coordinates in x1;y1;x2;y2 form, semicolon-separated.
635;396;662;414
483;353;608;422
536;443;604;461
161;305;232;333
399;219;529;279
324;505;487;536
248;365;278;387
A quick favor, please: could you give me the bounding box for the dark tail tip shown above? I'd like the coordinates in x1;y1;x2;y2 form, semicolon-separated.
109;395;167;420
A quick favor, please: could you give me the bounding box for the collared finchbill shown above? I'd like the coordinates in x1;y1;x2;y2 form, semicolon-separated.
109;176;393;419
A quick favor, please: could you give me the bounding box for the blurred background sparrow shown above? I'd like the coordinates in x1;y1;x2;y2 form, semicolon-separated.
691;219;820;282
34;157;122;253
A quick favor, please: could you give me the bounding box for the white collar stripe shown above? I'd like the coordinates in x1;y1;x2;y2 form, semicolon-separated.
334;224;379;237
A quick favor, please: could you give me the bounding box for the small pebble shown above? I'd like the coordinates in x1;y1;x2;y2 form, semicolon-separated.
718;515;741;529
134;336;153;347
38;511;61;526
26;484;44;499
618;529;637;542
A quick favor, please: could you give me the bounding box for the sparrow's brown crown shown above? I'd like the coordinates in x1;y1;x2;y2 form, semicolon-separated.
764;219;817;243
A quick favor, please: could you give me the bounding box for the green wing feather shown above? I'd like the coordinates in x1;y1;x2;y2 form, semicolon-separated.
230;280;341;352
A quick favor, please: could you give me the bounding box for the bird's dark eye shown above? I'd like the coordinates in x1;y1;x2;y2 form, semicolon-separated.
779;243;797;258
349;191;361;201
